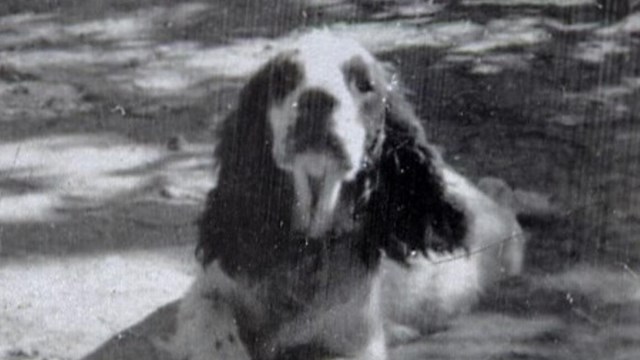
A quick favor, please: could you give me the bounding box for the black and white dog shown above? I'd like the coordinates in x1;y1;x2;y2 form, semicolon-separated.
169;31;525;360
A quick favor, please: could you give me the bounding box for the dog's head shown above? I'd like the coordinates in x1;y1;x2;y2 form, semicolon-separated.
199;31;467;273
235;33;392;237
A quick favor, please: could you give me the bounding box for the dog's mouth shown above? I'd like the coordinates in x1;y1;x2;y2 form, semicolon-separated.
286;125;385;238
291;152;353;237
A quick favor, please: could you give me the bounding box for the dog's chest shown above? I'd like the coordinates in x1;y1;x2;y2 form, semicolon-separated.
248;239;374;313
229;240;382;358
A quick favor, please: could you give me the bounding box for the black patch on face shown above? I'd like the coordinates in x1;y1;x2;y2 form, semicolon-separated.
293;89;344;155
264;55;304;103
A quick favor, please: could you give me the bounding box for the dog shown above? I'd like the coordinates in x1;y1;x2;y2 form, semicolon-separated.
169;31;525;360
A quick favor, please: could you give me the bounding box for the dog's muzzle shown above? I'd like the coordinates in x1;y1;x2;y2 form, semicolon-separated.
292;89;349;164
286;89;366;236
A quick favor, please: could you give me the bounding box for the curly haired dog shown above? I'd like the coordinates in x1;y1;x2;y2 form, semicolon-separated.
169;31;525;360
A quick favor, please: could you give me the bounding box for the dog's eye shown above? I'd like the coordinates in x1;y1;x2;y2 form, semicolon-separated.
344;58;375;94
354;76;374;93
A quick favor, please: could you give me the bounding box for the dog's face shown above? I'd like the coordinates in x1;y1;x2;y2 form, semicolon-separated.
261;33;390;236
204;31;467;272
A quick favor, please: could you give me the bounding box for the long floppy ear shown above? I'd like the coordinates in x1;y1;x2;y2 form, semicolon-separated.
369;87;468;262
196;56;301;269
216;53;303;184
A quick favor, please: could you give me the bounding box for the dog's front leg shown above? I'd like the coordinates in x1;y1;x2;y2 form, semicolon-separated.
166;263;250;360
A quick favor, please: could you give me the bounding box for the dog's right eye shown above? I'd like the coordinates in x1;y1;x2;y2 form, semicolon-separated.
344;57;376;95
354;75;374;93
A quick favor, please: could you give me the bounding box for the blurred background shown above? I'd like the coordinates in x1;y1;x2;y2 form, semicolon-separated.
0;1;639;359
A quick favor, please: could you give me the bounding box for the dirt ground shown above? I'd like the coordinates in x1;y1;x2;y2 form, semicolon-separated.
1;0;640;359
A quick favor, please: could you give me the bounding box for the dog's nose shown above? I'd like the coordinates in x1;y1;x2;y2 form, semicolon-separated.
294;89;338;151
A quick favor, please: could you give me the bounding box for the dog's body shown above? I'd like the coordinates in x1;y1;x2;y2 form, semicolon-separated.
381;166;525;343
169;32;525;360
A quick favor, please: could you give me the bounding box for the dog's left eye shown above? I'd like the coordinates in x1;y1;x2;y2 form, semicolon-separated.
344;60;375;94
354;76;374;93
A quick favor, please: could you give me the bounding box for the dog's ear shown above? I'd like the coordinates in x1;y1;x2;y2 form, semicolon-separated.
369;88;468;262
196;188;223;266
196;56;301;269
215;55;302;181
236;53;302;116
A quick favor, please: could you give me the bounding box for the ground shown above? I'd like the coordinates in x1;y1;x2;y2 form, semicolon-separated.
0;1;639;359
